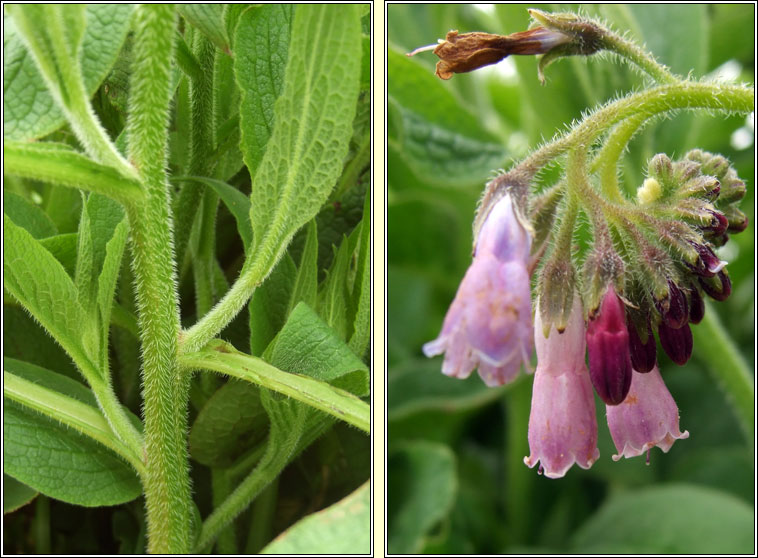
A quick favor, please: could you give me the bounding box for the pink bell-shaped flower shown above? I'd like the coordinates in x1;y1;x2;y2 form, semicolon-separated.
524;296;599;478
423;193;533;387
606;365;689;460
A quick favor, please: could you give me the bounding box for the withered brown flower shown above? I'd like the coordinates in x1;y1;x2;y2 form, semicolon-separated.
408;27;571;80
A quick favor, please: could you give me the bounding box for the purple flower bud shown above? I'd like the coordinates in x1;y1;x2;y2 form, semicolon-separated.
687;286;705;324
655;281;688;330
687;242;726;277
423;194;533;387
698;270;731;302
658;322;693;365
606;366;689;460
586;287;633;405
703;210;728;236
626;314;656;373
524;296;599;478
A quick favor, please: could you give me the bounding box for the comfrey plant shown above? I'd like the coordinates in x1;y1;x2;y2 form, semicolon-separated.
418;9;754;478
4;5;369;554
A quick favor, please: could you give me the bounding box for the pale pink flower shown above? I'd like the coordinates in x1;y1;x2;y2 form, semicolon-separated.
606;365;689;461
524;296;599;478
423;193;532;387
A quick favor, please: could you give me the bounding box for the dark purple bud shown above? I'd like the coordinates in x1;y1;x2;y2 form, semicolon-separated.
626;314;656;373
688;286;705;324
703;210;728;236
655;281;688;329
687;242;726;277
586;287;633;405
658;322;693;366
699;270;731;301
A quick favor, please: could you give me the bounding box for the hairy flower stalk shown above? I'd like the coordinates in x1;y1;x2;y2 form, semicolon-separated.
423;192;533;387
419;7;753;476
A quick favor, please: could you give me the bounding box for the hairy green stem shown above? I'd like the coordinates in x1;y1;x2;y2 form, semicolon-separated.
519;82;753;176
593;113;650;201
599;28;679;84
124;6;190;553
692;303;754;445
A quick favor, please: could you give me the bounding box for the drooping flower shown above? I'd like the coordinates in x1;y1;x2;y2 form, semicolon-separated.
524;296;599;478
586;286;633;405
606;366;689;460
423;193;532;387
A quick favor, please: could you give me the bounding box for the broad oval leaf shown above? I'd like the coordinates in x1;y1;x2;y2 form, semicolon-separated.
387;441;457;554
262;481;370;554
4;399;142;507
571;484;754;554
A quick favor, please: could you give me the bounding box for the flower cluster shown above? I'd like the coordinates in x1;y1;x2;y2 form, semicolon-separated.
424;150;745;476
417;7;751;479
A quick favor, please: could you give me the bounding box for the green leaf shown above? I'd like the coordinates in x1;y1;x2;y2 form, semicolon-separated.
571;484;754;554
3;214;98;379
97;219;129;367
3;141;144;205
3;474;38;514
180;303;369;433
223;5;248;50
267;303;369;398
387;441;457;554
387;48;507;186
348;194;370;358
287;220;319;316
388;359;507;422
3;192;58;239
246;5;361;273
178;4;229;52
261;481;369;554
4;370;143;506
4;400;142;507
39;233;78;278
3;4;134;141
317;234;352;342
234;4;294;179
189;380;268;468
2;304;79;381
174;176;252;250
249;254;296;356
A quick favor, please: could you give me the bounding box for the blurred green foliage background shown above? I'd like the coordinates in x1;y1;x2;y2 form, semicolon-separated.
387;4;755;554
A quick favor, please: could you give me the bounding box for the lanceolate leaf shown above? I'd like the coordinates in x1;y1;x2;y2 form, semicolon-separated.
348;194;371;358
3;191;58;239
234;4;294;179
174;176;252;250
287;220;319;315
3;215;99;379
3;4;134;141
246;5;361;272
97;219;129;368
178;4;229;52
3;141;144;204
